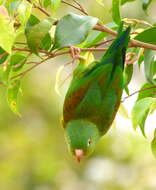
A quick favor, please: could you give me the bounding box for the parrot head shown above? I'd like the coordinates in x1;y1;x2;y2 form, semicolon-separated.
65;120;100;162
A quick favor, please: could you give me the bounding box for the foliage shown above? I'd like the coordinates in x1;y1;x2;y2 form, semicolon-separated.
0;0;156;159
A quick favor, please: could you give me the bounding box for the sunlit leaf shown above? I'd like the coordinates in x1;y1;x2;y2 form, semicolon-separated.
132;97;156;137
137;48;144;67
44;0;61;11
16;0;32;36
112;0;121;25
7;79;21;116
151;129;156;158
137;83;156;101
53;13;98;49
119;103;129;118
0;13;15;53
121;0;137;5
26;18;54;54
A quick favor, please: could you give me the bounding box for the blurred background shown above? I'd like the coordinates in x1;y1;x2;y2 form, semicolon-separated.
0;0;156;189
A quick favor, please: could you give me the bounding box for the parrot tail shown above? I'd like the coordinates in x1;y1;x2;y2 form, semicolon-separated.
100;24;131;69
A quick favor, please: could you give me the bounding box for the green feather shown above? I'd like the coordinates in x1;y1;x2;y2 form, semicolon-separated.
63;25;131;159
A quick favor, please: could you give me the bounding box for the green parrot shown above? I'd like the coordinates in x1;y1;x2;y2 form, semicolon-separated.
62;25;131;162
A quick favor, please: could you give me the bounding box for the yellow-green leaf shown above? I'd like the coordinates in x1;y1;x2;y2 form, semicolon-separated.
7;79;21;116
112;0;121;25
151;129;156;159
119;103;129;118
0;14;15;54
132;97;156;137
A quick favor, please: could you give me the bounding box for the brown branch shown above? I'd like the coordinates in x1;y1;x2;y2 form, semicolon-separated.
94;38;115;47
12;48;48;54
122;86;156;102
93;25;156;51
26;0;50;17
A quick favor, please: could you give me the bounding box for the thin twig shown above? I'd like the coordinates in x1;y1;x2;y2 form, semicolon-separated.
12;47;48;54
26;0;50;17
61;0;88;15
73;0;88;15
122;86;156;102
33;5;50;17
94;38;115;47
11;57;51;80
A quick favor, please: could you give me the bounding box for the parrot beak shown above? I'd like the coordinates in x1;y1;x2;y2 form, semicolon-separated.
74;149;84;162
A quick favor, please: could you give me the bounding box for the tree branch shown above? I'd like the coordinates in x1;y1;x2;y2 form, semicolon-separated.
94;25;156;51
122;86;156;102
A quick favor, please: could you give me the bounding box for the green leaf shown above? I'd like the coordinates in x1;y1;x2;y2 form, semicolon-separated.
26;14;40;30
53;13;98;49
112;0;121;25
50;0;61;11
149;101;156;114
0;14;15;53
121;0;137;5
7;79;21;116
137;83;156;101
16;0;32;36
10;53;26;72
137;49;144;67
26;18;54;54
132;97;156;137
151;129;156;159
0;47;9;64
82;22;118;48
144;50;156;85
40;33;52;50
142;0;152;11
82;30;107;48
44;0;61;10
135;27;156;45
123;64;133;88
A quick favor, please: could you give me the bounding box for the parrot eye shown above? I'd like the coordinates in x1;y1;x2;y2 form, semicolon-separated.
87;138;92;146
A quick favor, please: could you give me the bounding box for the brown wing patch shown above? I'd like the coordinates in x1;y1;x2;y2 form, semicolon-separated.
63;83;90;126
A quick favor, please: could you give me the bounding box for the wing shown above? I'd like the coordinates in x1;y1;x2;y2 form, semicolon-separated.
63;63;113;126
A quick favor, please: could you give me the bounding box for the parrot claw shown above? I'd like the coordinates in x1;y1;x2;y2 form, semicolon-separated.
70;46;84;60
126;52;137;65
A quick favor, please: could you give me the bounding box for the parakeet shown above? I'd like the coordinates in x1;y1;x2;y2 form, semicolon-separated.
62;25;131;162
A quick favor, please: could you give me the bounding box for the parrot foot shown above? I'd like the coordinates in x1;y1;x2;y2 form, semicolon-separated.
70;46;85;61
126;52;137;65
